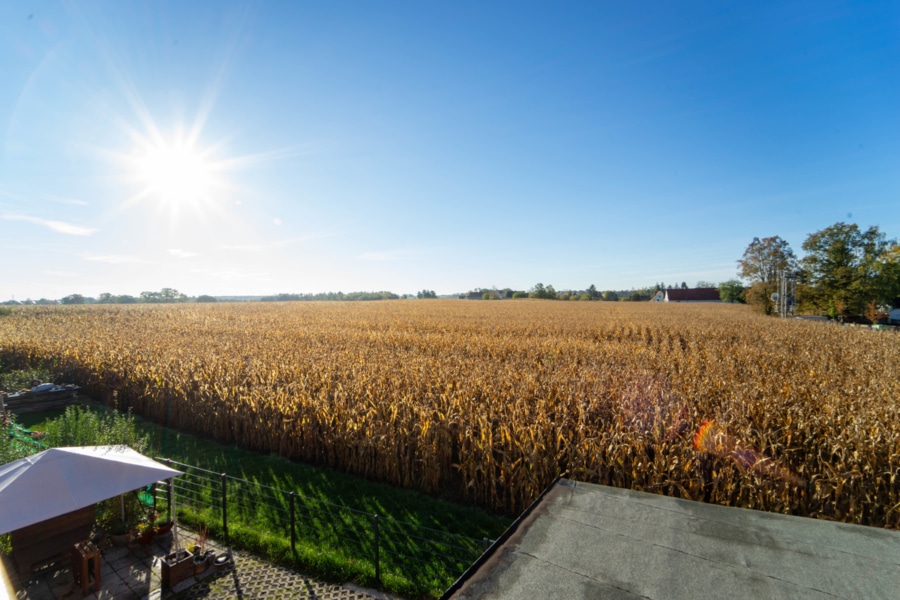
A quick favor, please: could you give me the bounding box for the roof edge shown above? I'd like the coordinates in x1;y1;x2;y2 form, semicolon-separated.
440;476;563;600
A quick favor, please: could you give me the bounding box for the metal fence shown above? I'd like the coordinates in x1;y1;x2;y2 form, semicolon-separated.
154;459;491;586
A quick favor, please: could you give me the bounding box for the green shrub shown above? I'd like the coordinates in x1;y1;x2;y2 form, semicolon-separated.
41;405;148;453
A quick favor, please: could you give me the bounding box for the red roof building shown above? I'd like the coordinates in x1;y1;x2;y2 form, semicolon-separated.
650;287;721;302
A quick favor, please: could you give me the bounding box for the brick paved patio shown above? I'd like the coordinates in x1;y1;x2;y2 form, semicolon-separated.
6;527;388;600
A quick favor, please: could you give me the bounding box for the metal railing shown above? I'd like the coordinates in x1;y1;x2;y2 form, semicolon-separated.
154;458;490;586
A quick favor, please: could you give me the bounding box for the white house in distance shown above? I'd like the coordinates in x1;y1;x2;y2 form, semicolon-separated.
651;287;721;303
890;307;900;325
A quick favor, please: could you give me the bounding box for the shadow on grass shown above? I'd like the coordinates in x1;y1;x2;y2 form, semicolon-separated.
24;401;509;599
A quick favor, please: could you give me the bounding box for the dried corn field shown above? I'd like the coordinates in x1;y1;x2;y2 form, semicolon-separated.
1;301;898;527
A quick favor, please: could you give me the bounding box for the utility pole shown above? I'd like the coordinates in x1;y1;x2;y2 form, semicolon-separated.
774;270;796;317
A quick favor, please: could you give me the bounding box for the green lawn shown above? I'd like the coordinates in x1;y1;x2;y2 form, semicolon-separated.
19;403;510;598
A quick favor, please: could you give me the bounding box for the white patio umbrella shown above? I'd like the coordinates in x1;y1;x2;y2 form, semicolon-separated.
0;445;182;534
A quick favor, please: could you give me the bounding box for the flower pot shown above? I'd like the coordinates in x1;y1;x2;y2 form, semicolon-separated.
213;553;232;572
193;551;212;575
162;550;194;588
110;532;132;546
136;528;155;545
155;521;174;536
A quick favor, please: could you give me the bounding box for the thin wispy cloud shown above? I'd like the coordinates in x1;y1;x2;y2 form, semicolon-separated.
357;249;419;262
2;214;97;236
46;194;89;206
191;267;272;282
0;190;25;204
83;254;149;264
214;144;320;172
220;234;333;253
41;269;80;279
169;248;199;258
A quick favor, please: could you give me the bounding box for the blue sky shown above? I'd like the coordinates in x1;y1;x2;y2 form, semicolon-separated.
1;1;898;299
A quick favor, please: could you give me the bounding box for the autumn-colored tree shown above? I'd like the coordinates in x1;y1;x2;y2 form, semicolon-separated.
738;236;798;284
744;282;775;315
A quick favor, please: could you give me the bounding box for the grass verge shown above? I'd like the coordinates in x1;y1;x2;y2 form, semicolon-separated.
19;402;510;598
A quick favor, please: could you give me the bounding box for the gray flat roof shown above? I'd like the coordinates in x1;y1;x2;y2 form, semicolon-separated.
447;479;900;599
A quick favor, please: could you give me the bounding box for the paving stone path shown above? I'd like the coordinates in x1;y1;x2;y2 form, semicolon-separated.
171;546;383;600
7;529;390;600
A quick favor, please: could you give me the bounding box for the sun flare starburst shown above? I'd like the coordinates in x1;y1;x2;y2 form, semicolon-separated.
137;140;213;205
117;126;234;232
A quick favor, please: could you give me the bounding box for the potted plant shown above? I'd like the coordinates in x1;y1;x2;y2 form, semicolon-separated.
162;549;194;588
95;492;150;545
102;513;136;546
154;520;174;536
108;524;133;546
135;520;155;545
193;551;211;574
190;527;213;574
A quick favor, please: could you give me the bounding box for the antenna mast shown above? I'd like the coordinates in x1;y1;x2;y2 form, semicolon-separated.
775;270;796;317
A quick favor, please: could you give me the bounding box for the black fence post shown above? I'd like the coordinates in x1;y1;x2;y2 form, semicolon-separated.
221;473;229;546
373;514;381;584
290;492;297;554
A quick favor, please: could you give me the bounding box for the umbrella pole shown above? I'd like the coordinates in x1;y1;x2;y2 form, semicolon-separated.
170;478;179;550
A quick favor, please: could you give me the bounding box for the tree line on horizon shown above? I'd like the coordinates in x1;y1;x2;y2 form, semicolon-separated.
259;291;401;302
0;288;215;306
5;285;711;306
4;220;897;319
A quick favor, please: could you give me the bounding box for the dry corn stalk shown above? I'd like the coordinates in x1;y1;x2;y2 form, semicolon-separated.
0;301;897;527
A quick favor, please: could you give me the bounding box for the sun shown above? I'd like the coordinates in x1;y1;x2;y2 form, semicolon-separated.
136;139;214;207
112;102;288;234
117;128;235;233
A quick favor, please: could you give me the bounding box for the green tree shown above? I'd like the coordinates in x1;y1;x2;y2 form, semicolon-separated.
718;279;745;303
738;236;798;284
160;288;188;302
196;295;218;303
529;283;557;299
60;294;85;305
602;290;618;301
801;222;899;316
417;290;437;299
